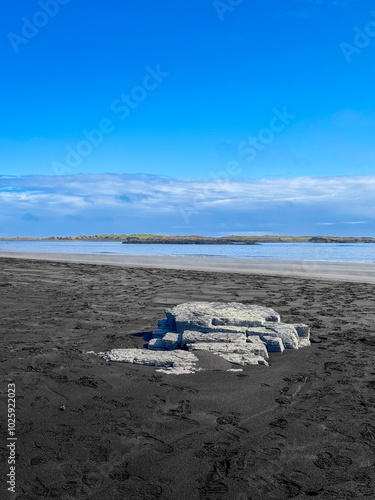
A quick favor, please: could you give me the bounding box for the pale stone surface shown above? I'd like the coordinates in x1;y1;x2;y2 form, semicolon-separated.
246;335;267;347
149;332;181;350
148;338;166;350
264;324;300;349
185;342;269;366
189;342;268;358
299;338;311;348
103;302;310;373
148;332;182;350
247;324;306;350
156;366;204;375
165;302;280;333
103;348;198;369
262;336;285;352
246;326;270;336
220;353;269;366
181;330;246;345
293;323;310;338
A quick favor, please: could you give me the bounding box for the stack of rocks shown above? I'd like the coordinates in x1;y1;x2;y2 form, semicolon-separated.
103;302;311;374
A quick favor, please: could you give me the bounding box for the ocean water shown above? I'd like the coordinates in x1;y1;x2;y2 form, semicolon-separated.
0;240;374;263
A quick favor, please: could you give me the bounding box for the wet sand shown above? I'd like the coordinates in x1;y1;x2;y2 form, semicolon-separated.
1;256;375;499
1;250;375;283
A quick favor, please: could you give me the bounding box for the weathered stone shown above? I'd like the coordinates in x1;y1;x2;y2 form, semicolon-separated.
190;343;269;366
299;338;311;348
246;336;269;355
293;323;310;338
165;302;280;333
189;342;269;363
103;348;198;370
220;353;269;366
156;366;204;375
181;330;246;345
103;302;310;374
246;334;266;345
262;336;284;352
246;327;270;337
247;324;300;349
148;332;181;350
265;324;300;349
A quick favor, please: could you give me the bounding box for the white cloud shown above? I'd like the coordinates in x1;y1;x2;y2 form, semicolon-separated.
0;173;374;236
0;173;374;214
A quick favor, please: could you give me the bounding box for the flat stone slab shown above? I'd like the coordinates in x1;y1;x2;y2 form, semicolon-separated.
165;302;280;333
190;341;268;358
188;342;269;366
181;330;247;345
103;348;199;374
219;353;269;366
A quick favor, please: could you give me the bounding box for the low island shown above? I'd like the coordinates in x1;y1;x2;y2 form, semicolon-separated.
1;234;375;243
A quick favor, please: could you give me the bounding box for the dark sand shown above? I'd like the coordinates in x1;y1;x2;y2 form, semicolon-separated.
1;256;375;499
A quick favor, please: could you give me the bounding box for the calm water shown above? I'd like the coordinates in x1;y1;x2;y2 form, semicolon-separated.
0;241;374;262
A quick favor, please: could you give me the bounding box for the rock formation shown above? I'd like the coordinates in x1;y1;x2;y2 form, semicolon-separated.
103;302;311;374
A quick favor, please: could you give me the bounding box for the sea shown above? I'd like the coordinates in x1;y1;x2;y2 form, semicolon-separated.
0;241;374;263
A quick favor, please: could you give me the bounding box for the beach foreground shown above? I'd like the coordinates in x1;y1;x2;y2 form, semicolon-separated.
1;257;375;499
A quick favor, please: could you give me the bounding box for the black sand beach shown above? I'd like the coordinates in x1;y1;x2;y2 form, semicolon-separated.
1;256;375;499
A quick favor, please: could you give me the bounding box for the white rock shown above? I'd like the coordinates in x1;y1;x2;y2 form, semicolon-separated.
262;335;285;352
156;366;204;375
148;332;181;350
266;324;300;349
299;338;311;348
103;302;310;375
293;323;310;339
148;338;167;350
103;348;198;369
181;330;246;345
165;302;280;333
246;334;266;344
189;342;269;366
247;324;300;349
190;342;269;366
220;353;269;366
246;327;271;338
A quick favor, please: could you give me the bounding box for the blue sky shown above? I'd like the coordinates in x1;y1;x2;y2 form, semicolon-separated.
1;0;375;236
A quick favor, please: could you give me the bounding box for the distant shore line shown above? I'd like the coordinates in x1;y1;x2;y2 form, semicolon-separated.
1;234;375;244
1;252;375;283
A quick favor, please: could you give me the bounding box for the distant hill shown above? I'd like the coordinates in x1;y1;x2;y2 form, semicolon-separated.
1;234;375;243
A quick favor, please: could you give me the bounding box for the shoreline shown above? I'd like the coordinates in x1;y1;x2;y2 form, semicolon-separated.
0;250;374;283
